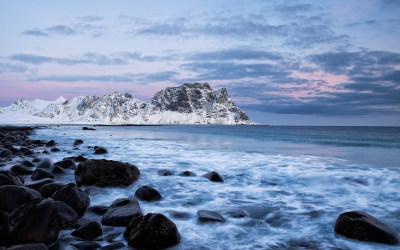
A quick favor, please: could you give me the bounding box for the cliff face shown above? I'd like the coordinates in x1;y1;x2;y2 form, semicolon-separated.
0;83;254;125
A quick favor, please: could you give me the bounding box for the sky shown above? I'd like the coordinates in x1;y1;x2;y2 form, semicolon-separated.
0;0;399;125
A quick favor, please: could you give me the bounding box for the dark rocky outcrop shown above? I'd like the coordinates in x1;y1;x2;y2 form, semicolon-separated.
157;170;172;176
0;185;42;212
50;148;60;152
204;171;224;182
74;155;87;162
197;210;226;223
31;169;54;181
51;166;65;174
179;171;196;176
87;205;108;215
135;186;162;201
21;160;34;168
38;182;64;197
55;201;78;229
71;221;102;241
94;147;108;155
75;159;140;187
0;170;24;186
0;149;12;158
52;183;90;217
25;178;54;191
102;198;142;226
124;213;180;249
334;211;399;245
74;139;84;145
45;140;56;147
0;211;9;246
82;127;96;131
11;165;33;175
8;198;60;246
54;159;75;169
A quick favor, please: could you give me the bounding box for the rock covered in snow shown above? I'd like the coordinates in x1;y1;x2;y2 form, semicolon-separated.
0;83;255;125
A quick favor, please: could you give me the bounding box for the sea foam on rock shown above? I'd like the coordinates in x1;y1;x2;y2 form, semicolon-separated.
75;159;140;187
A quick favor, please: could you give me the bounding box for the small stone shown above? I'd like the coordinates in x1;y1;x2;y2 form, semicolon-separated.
45;140;56;147
197;210;226;223
204;171;224;182
135;186;162;201
74;139;84;145
158;170;172;176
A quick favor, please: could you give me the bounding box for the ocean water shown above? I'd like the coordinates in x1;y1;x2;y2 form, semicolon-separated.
28;125;400;249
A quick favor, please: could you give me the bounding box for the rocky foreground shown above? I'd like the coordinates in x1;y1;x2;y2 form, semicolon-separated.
0;126;399;249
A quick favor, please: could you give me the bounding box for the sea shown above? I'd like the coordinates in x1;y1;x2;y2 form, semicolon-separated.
28;125;400;249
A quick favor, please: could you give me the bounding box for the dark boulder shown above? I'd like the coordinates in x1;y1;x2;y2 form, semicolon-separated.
225;209;247;218
0;185;42;212
0;170;23;186
45;140;56;147
21;160;34;168
204;171;224;182
51;166;65;174
31;169;54;181
334;211;399;245
87;205;108;215
0;211;9;245
82;127;96;131
0;149;13;158
74;155;87;162
36;159;52;169
11;165;33;175
41;150;49;154
23;149;35;156
52;183;90;217
197;210;226;223
94;147;108;155
4;145;18;154
124;213;181;249
74;139;84;145
71;221;102;241
7;243;48;250
102;198;142;226
50;148;60;152
75;159;140;187
54;159;75;169
25;178;54;191
70;241;100;250
179;171;196;176
38;182;64;197
8;198;60;246
157;170;172;176
32;158;41;163
55;201;78;229
135;186;162;201
72;218;95;229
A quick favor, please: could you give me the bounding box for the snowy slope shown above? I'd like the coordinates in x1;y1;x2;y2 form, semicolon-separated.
0;83;255;125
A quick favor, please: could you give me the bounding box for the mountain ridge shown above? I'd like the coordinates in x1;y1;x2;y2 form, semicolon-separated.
0;83;256;125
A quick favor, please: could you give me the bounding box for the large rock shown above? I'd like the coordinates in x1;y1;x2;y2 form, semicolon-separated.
124;213;181;249
54;159;76;170
25;178;54;191
75;159;140;187
135;186;162;201
55;201;78;229
0;170;23;186
334;211;399;245
45;140;56;147
197;210;226;223
94;147;108;155
0;211;8;246
71;221;102;241
102;198;142;226
11;165;33;175
52;183;90;217
31;169;54;181
38;182;64;197
0;185;42;212
8;198;60;246
204;171;224;182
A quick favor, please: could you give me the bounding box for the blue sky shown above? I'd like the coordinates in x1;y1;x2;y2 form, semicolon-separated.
0;0;399;125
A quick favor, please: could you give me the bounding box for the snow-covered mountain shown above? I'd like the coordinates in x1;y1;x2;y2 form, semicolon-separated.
0;83;255;125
